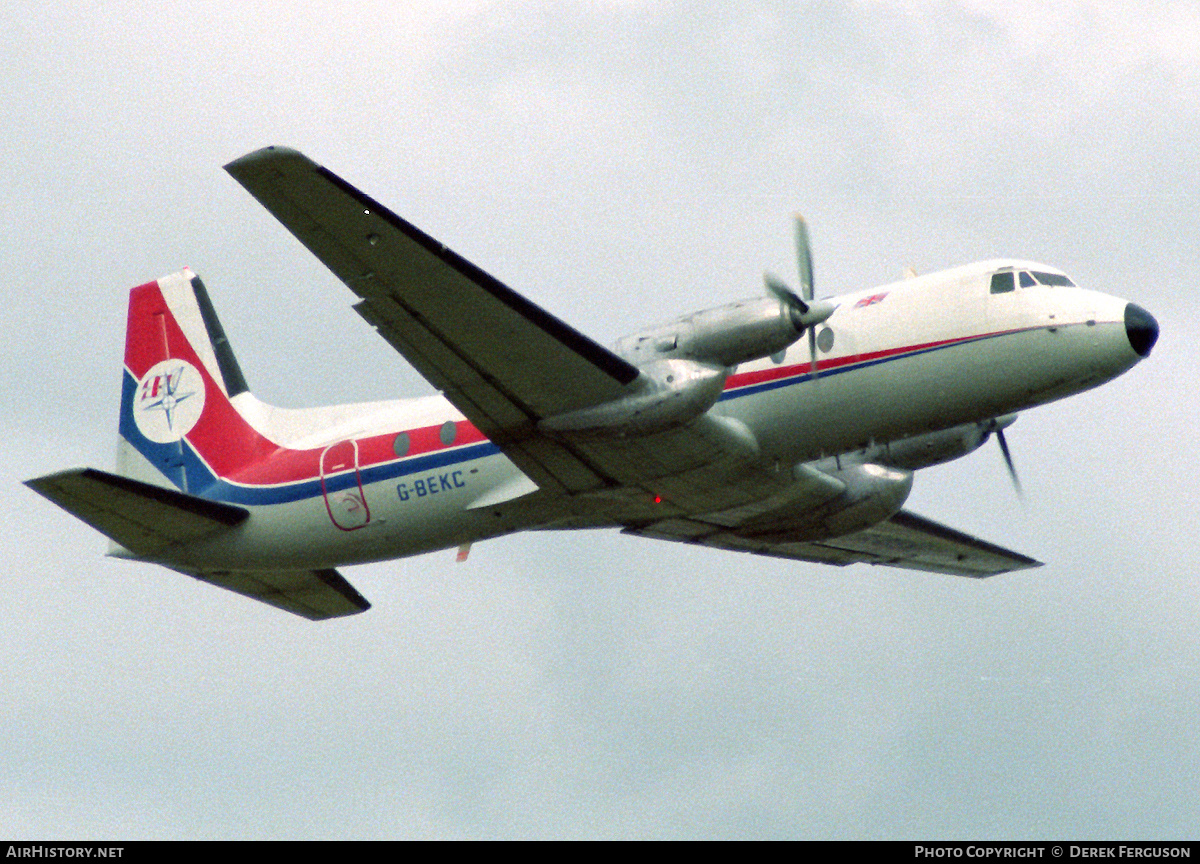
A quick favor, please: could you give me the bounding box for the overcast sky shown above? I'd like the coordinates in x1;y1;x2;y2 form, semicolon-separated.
2;0;1197;839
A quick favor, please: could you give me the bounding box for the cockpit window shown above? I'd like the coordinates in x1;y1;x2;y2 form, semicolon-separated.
1031;271;1076;287
990;271;1015;294
1019;271;1036;288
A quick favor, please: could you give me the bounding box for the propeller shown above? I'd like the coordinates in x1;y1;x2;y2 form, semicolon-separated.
764;215;834;376
995;428;1023;498
795;214;819;377
986;414;1023;499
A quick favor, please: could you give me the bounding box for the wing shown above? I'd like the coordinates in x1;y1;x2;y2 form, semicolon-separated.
224;146;640;495
625;509;1042;577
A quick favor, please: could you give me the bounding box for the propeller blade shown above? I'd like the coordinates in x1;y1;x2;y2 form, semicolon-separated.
764;273;808;313
779;217;826;376
765;273;834;332
794;214;814;302
769;217;831;378
995;428;1023;498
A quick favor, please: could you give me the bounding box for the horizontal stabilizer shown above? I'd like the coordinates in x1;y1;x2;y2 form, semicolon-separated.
25;468;248;557
179;567;370;620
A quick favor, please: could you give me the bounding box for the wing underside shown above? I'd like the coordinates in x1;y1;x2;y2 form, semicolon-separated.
223;147;829;512
625;509;1041;577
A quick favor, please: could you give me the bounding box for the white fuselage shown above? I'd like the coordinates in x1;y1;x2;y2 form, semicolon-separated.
149;259;1142;572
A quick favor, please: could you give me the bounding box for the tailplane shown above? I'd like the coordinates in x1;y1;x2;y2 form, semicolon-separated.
26;467;249;557
24;468;369;619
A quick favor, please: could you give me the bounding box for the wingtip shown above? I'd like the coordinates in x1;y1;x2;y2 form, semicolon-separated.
223;145;312;176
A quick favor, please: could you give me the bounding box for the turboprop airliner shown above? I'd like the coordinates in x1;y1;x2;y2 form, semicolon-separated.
26;146;1160;620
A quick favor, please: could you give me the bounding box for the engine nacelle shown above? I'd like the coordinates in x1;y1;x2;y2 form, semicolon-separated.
870;424;989;471
818;462;914;538
735;461;913;543
613;297;803;368
864;414;1018;471
539;358;727;436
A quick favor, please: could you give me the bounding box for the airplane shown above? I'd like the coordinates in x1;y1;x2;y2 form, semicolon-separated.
26;146;1160;621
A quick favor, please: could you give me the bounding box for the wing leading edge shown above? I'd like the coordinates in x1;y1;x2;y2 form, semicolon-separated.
225;146;640;495
625;509;1042;577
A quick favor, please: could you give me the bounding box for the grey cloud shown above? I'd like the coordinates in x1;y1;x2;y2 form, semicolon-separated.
2;0;1196;839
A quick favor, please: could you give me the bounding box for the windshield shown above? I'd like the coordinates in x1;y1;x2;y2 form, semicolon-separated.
1030;271;1076;287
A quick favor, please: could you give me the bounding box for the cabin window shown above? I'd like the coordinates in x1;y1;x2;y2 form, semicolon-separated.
1032;271;1076;287
440;420;458;446
393;432;410;457
990;271;1015;294
1019;271;1036;288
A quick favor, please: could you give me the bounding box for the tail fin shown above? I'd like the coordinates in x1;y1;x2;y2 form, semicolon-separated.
117;269;271;494
27;270;376;620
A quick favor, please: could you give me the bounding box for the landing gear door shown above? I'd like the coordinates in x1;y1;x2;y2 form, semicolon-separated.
320;440;371;531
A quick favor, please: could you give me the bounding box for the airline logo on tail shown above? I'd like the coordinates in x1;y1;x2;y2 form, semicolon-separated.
133;359;206;443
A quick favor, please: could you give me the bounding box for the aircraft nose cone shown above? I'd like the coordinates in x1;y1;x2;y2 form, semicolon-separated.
1124;303;1159;358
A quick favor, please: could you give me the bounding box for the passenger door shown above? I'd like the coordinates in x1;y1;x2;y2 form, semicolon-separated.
319;440;371;531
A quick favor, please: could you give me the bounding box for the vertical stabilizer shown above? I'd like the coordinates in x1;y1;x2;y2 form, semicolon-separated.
116;270;270;495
